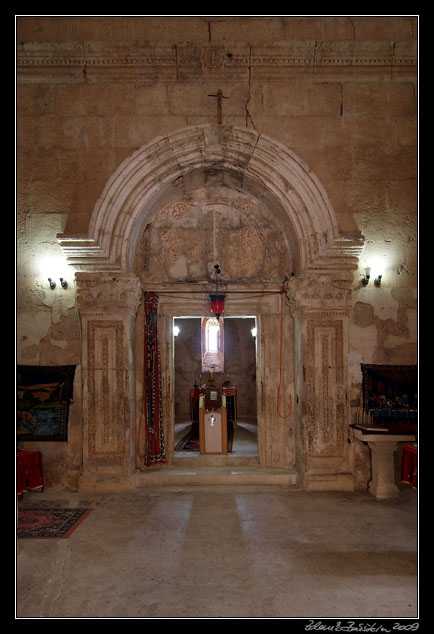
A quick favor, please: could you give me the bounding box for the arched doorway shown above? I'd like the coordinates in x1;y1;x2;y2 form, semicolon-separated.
59;125;363;491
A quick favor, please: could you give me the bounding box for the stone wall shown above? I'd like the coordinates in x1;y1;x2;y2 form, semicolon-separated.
16;16;417;490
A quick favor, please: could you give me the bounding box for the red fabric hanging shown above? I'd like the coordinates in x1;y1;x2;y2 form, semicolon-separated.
143;293;166;466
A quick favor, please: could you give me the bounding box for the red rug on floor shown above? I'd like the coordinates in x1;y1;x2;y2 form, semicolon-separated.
175;428;200;451
18;508;93;539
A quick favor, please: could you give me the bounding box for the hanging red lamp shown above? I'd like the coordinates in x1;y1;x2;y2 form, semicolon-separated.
209;294;225;320
209;264;225;320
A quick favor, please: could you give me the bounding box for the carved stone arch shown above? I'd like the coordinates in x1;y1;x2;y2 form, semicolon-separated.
60;124;364;492
58;124;362;274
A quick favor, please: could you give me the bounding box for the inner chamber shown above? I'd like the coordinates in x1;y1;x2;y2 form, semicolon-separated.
173;316;258;458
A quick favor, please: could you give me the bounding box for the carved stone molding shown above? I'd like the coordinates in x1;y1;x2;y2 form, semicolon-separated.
76;272;142;316
57;125;363;276
17;41;417;83
285;270;354;317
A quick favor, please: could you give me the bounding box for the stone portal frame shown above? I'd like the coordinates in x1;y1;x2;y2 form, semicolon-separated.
142;288;295;470
59;125;363;491
74;272;357;490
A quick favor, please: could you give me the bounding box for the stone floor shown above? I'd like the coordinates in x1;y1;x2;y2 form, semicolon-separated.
16;484;418;619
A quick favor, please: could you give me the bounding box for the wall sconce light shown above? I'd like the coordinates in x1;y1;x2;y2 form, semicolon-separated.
362;267;371;286
173;326;180;337
362;264;383;287
251;327;257;338
48;277;68;289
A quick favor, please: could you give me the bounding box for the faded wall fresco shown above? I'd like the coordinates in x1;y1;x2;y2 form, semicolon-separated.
135;186;292;283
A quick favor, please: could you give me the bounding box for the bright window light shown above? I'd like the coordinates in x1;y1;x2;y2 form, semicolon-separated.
207;320;220;352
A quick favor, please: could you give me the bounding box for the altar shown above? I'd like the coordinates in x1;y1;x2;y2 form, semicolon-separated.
351;427;416;499
190;385;237;427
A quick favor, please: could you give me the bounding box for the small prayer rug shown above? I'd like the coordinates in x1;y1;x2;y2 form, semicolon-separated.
18;508;93;539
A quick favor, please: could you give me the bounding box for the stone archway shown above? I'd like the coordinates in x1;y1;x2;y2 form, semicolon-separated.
58;125;363;492
58;124;361;274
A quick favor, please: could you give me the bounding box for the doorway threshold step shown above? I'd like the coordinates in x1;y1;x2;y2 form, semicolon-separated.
135;465;297;487
172;454;260;467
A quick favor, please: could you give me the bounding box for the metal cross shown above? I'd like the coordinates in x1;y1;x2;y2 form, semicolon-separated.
208;89;228;124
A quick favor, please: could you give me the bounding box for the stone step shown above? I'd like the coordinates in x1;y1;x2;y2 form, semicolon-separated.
172;453;260;467
134;465;298;487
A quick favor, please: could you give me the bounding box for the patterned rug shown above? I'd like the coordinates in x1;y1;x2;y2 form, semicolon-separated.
17;508;93;539
175;428;201;452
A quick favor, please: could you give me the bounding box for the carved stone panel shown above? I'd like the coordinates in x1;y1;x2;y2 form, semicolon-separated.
76;273;141;477
86;320;127;464
76;273;142;316
305;319;346;459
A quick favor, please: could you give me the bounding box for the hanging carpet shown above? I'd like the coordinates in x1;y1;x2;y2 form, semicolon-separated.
17;365;76;442
143;293;166;466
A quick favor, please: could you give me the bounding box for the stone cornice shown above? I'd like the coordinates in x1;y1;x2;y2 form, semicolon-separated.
17;40;417;82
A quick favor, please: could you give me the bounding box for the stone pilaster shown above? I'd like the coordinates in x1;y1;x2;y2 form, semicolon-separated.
287;271;354;490
76;273;142;492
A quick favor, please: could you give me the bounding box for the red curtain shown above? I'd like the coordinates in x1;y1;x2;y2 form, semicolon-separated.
143;293;166;465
